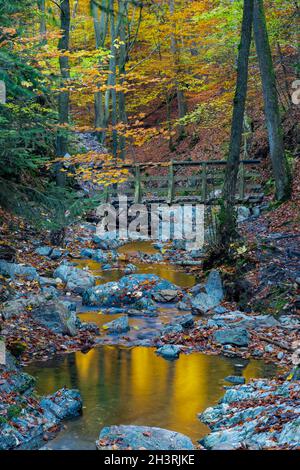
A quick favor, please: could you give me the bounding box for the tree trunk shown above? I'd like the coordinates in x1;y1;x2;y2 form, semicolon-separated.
56;0;70;187
37;0;46;44
92;0;108;139
253;0;291;201
104;0;118;157
169;0;187;141
220;0;254;244
118;0;128;159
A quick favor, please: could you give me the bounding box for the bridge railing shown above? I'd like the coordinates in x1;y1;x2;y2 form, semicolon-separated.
105;159;262;204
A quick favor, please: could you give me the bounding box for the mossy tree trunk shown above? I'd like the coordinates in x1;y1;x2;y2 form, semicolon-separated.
169;0;187;141
56;0;70;187
220;0;254;245
37;0;46;44
92;0;108;141
253;0;291;201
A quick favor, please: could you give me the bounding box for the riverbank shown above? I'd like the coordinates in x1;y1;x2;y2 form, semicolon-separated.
0;201;299;450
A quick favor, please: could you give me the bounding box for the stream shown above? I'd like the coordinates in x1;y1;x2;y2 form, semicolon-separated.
26;241;278;449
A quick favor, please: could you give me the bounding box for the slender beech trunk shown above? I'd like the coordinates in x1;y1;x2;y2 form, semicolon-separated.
103;0;118;157
253;0;291;201
220;0;254;244
37;0;46;44
169;0;187;141
56;0;70;187
118;0;128;159
92;0;108;139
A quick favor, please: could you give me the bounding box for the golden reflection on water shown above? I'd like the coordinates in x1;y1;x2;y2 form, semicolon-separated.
75;240;195;288
27;346;277;449
75;257;195;288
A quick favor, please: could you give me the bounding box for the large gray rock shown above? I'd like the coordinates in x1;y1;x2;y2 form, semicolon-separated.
152;289;181;303
96;425;194;450
31;300;78;336
156;345;181;360
174;314;194;329
103;315;130;334
191;292;220;315
237;206;251;223
0;294;53;320
278;417;300;445
0;261;39;281
82;274;179;308
124;263;137;275
40;388;82;421
199;379;300;450
213;327;249;347
35;246;52;257
161;324;183;336
205;270;224;302
93;232;123;250
54;263;95;294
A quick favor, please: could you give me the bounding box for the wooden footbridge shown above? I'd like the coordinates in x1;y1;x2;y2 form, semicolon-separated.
104;159;263;205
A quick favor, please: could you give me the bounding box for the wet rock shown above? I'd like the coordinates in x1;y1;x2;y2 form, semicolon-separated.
189;249;204;259
0;261;39;281
172;240;187;250
252;207;261;218
224;376;246;385
191;292;220;315
153;242;165;252
82;274;179;308
54;263;95;294
103;315;130;334
237;206;251;223
50;248;63;260
190;283;203;295
79;322;99;334
127;308;157;317
199;379;300;450
0;359;83;450
174;314;194;329
213;306;228;314
93;232;123;250
35;246;52;257
102;263;112;270
205;270;224;303
40;388;82;421
278;417;300;446
96;425;194;450
161;324;183;336
31;300;78;336
0;294;52;320
156;344;181;360
41;286;59;298
124;263;137;275
213;327;249;347
39;277;59;287
0;371;35;395
152;289;181;303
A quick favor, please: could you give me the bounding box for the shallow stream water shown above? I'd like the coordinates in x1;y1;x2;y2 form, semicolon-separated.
26;241;278;449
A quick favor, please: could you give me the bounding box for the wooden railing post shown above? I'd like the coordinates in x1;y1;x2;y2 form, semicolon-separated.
201;163;207;203
238;162;245;200
167;160;175;203
134;164;142;203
